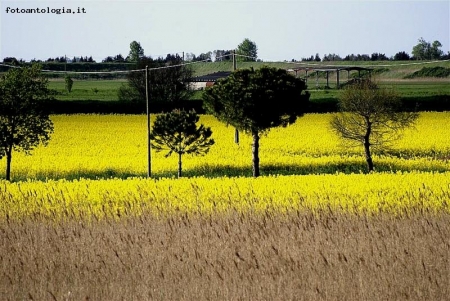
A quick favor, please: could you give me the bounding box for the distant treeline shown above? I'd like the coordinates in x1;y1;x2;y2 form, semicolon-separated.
298;51;450;63
3;37;449;70
0;62;132;79
298;38;449;62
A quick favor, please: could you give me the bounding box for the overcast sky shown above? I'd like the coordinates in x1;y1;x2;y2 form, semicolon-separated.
1;0;449;62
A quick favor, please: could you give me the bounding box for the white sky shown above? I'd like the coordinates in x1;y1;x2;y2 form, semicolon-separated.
1;0;449;62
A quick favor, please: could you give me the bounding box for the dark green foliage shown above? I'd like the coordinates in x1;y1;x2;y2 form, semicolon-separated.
150;109;214;157
370;53;388;61
203;66;309;134
118;55;194;104
128;41;145;63
103;54;125;63
394;51;411;61
405;67;450;79
412;38;443;60
2;57;20;65
203;66;310;177
236;38;258;62
150;110;214;177
64;75;73;93
0;64;54;181
315;53;321;62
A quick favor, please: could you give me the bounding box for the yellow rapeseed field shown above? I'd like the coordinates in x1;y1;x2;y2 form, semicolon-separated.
0;172;449;219
2;112;449;180
0;112;449;218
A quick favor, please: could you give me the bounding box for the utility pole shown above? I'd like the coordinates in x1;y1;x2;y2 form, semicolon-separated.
233;50;239;145
146;65;152;177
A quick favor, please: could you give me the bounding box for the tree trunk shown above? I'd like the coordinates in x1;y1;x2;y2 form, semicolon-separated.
252;130;260;177
363;139;374;172
5;146;12;181
178;152;182;178
363;119;373;172
234;128;239;145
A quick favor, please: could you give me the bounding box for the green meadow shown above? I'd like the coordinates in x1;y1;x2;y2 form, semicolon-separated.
47;60;449;102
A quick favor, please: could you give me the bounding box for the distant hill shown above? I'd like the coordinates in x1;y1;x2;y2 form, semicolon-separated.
1;60;449;81
190;60;450;80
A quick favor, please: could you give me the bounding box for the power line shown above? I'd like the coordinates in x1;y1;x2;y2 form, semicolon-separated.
233;53;258;60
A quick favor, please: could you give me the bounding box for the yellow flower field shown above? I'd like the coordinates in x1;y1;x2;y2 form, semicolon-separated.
2;112;449;180
0;112;449;219
1;172;449;220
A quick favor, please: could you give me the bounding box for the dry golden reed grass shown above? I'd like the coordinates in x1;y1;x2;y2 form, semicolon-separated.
1;212;449;301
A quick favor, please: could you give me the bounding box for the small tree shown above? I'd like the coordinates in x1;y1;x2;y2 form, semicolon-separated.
314;53;321;62
430;41;444;60
203;66;310;177
128;41;145;63
331;80;418;172
150;110;214;178
0;64;54;181
65;74;73;93
394;51;410;61
412;38;443;60
236;38;258;62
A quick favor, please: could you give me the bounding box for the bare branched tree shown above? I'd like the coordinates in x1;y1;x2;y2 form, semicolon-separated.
331;80;418;172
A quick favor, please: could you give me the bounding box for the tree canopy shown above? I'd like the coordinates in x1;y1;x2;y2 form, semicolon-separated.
203;66;310;177
331;80;418;172
128;41;145;63
150;109;214;178
0;64;54;181
412;38;443;60
236;38;258;62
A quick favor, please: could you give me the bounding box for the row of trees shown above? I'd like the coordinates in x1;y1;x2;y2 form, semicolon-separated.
18;56;97;63
179;38;260;63
124;43;419;176
0;63;419;181
4;37;446;66
2;38;258;66
121;37;445;63
298;38;448;62
300;52;390;62
149;72;417;178
46;56;96;63
102;54;126;63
